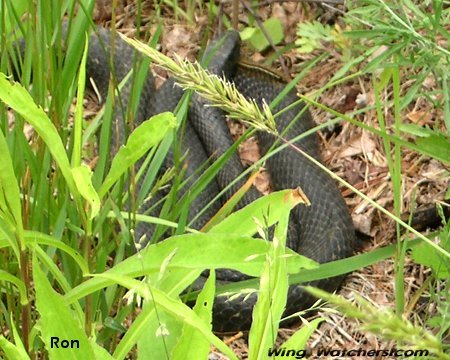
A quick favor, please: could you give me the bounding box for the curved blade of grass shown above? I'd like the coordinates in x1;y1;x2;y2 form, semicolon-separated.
25;231;89;275
0;270;27;305
33;246;85;321
0;313;30;360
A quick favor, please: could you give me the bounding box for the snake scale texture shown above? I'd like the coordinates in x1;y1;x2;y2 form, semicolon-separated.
86;26;356;332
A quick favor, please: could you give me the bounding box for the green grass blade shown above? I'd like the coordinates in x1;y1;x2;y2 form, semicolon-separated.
25;231;89;275
71;33;89;168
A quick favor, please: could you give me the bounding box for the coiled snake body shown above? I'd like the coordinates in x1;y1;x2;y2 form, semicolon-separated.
87;27;356;332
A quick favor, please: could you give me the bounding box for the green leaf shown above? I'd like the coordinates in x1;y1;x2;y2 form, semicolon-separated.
72;165;100;219
65;233;315;309
111;279;237;360
0;327;31;360
240;27;256;41
209;189;308;238
0;129;23;256
415;134;450;162
399;124;433;137
241;18;284;52
1;0;28;35
0;336;30;360
410;241;449;279
295;21;335;53
33;254;96;359
98;112;177;198
282;317;324;350
172;272;215;360
0;73;77;200
90;340;115;360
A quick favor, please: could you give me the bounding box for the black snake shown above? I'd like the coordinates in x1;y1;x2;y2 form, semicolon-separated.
70;26;356;332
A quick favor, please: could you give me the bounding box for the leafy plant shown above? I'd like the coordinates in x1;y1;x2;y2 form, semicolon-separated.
295;21;351;60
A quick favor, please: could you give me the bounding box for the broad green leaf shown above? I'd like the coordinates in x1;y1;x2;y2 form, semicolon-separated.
98;112;177;198
240;27;256;41
241;18;284;52
136;309;182;360
172;272;215;360
0;73;77;198
0;318;29;360
33;254;95;360
415;134;450;162
112;280;237;360
0;336;30;360
282;317;324;349
64;234;314;305
72;164;100;219
90;340;114;360
410;241;449;279
399;124;433;137
209;189;307;237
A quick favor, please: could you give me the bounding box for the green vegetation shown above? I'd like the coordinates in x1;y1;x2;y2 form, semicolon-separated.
0;0;449;359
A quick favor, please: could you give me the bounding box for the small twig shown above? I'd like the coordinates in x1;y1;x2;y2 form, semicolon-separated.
232;0;239;30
